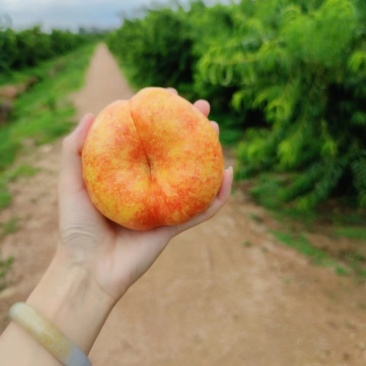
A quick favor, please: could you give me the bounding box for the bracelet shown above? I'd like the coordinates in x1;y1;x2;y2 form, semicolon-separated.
9;302;92;366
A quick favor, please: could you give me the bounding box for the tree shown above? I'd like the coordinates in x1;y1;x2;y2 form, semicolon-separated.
198;0;366;208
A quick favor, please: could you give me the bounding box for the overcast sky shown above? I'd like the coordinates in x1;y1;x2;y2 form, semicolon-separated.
0;0;220;31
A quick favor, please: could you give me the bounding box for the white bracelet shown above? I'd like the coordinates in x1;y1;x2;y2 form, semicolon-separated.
9;302;92;366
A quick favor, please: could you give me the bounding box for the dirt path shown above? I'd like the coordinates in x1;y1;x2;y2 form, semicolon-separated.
1;44;366;365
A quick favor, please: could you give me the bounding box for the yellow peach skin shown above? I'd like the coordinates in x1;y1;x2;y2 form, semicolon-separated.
82;87;224;230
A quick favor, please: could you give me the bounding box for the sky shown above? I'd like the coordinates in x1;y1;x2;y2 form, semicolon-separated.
0;0;218;31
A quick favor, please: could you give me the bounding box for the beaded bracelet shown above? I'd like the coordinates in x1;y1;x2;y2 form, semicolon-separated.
9;302;92;366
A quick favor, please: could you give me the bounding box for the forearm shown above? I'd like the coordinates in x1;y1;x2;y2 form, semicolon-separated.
0;248;115;365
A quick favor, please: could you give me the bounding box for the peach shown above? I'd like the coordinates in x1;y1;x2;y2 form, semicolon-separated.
82;87;224;230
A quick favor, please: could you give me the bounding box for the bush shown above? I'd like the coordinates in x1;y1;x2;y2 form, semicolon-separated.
198;0;366;209
0;26;87;73
108;8;195;91
107;0;366;209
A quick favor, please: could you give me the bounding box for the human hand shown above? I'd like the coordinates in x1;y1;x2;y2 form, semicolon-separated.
0;93;232;359
57;93;233;304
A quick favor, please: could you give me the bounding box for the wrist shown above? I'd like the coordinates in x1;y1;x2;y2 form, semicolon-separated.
26;248;115;353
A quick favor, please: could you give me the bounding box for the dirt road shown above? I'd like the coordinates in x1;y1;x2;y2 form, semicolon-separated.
1;44;366;366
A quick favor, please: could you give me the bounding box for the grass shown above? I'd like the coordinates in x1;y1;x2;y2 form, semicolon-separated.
0;44;96;290
333;227;366;241
5;164;38;182
0;255;14;291
271;224;366;279
246;171;366;279
247;172;366;226
271;229;349;276
333;226;366;278
0;164;38;209
343;252;366;278
248;213;263;223
1;217;20;236
0;64;42;86
0;43;95;211
251;175;366;278
0;182;11;210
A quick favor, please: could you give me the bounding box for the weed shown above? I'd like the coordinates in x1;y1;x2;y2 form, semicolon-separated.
6;165;38;182
271;229;348;273
0;44;95;212
0;181;11;210
0;165;38;210
334;265;350;277
331;212;366;226
1;217;20;236
343;252;366;279
248;213;263;223
0;255;14;291
247;173;366;280
333;227;366;241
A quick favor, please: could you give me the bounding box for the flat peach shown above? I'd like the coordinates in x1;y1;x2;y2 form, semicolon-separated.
82;87;224;230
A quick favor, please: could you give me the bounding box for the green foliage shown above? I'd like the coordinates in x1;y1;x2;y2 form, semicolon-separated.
0;165;38;209
108;8;195;91
0;45;95;211
0;26;90;73
0;180;11;209
6;165;38;182
334;226;366;241
0;254;13;291
1;217;20;236
271;226;366;280
271;229;347;273
200;0;366;209
107;0;366;209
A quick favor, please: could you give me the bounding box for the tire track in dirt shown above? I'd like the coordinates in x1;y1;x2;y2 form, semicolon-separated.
1;44;366;365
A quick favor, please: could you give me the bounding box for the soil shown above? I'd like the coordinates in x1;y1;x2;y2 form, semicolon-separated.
1;44;366;366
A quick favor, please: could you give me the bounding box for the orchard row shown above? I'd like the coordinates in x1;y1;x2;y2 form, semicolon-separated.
108;0;366;210
0;26;88;73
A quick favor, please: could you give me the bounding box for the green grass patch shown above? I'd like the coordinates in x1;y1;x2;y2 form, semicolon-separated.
333;227;366;241
0;165;38;209
0;255;14;291
343;252;366;278
248;213;263;223
1;217;20;236
9;45;95;146
0;182;11;210
248;171;365;233
330;212;366;226
6;164;38;182
0;65;40;86
0;44;95;211
271;229;348;275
